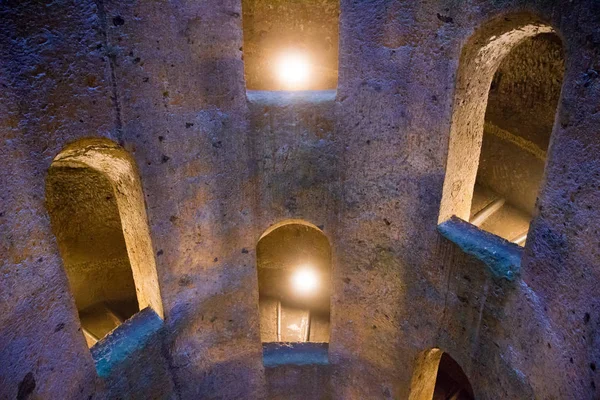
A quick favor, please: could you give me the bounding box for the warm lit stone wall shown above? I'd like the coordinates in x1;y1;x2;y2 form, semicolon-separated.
97;0;264;398
0;1;174;399
1;1;600;400
0;1;115;398
336;2;600;399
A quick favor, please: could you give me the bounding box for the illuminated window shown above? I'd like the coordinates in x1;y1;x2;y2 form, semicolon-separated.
440;16;564;248
242;0;339;91
46;138;163;349
257;220;331;343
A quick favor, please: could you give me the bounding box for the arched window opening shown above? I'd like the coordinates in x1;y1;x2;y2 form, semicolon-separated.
242;0;339;91
470;33;564;245
47;166;137;345
409;349;474;400
439;15;564;247
257;220;331;343
46;138;163;348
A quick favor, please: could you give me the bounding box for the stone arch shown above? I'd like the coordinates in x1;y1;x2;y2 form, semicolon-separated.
439;13;564;242
256;219;331;343
408;348;474;400
45;138;163;345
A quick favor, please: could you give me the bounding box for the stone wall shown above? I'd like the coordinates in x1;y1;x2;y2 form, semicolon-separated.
1;0;600;399
0;1;116;398
335;2;600;399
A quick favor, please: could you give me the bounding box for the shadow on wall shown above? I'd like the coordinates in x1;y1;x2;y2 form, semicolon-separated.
408;348;474;400
45;137;163;347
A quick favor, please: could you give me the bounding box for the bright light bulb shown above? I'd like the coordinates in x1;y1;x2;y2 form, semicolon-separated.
291;266;319;295
275;51;310;89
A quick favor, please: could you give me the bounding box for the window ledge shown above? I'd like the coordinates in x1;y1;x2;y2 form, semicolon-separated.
437;216;522;281
246;90;337;106
263;342;329;367
90;307;163;378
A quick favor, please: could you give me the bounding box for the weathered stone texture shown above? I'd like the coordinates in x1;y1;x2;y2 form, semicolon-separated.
0;1;115;398
1;0;600;399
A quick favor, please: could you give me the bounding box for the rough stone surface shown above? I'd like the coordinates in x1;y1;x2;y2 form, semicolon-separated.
263;342;331;400
438;216;522;281
91;307;163;378
263;342;329;366
1;0;600;399
265;362;332;400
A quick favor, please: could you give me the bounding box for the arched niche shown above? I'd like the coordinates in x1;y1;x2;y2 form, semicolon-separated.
439;13;564;246
408;349;474;400
46;138;163;347
257;220;331;343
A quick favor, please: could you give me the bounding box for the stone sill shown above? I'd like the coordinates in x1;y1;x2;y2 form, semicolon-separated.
90;307;163;378
437;216;522;281
262;342;329;367
246;90;337;106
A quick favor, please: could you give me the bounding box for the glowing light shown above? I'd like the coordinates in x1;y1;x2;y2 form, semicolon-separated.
275;51;311;90
291;266;319;295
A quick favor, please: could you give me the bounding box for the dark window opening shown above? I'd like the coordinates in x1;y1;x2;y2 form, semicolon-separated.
432;353;474;400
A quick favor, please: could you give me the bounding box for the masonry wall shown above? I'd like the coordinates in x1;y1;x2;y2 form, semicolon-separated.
0;2;114;398
334;1;600;399
1;1;600;400
0;1;174;398
98;1;265;398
